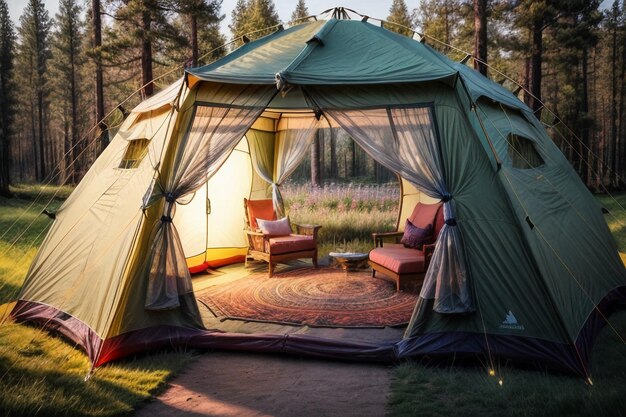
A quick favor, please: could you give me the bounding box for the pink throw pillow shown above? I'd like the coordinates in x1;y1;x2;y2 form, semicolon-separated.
257;217;292;237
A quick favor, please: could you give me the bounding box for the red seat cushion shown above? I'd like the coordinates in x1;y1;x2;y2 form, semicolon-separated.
247;199;276;230
268;235;316;255
369;246;425;274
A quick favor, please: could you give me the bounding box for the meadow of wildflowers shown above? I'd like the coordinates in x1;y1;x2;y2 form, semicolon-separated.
282;182;400;257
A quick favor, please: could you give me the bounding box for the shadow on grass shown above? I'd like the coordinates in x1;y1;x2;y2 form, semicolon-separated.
0;321;194;417
0;282;21;305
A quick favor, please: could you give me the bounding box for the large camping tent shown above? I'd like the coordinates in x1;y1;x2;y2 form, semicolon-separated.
10;15;626;377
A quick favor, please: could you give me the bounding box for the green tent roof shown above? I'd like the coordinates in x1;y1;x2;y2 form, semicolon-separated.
187;19;530;111
187;19;457;85
453;59;530;112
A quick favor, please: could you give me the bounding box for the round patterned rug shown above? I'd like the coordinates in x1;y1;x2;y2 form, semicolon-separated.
197;267;418;328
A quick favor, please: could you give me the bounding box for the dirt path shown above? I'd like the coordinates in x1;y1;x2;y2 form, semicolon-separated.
134;351;392;417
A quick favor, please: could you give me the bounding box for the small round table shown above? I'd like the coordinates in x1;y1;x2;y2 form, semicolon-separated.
328;252;369;272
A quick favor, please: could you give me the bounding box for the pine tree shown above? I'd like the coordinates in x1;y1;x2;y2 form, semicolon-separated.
608;1;620;185
473;0;488;75
105;0;187;97
230;0;279;47
51;0;85;184
176;0;224;67
514;0;558;112
387;0;413;36
290;0;309;24
413;0;472;59
0;0;15;196
619;3;626;182
547;1;601;185
247;0;280;40
90;0;106;153
230;0;251;46
16;0;52;181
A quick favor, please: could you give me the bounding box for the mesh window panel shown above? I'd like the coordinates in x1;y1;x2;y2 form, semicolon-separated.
119;138;150;169
508;134;544;169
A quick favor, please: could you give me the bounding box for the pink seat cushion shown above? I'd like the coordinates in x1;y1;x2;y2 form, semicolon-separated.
369;246;425;274
268;235;316;255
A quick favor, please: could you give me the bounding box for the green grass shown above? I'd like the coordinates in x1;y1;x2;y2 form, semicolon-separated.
0;187;67;304
283;182;399;257
0;322;193;417
0;185;193;417
597;192;626;251
389;311;626;417
389;191;626;417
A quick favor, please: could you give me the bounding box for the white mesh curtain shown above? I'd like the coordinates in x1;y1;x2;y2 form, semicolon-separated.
248;115;319;217
327;106;474;314
144;83;276;311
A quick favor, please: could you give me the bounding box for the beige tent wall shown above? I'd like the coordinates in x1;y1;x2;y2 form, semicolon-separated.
105;81;277;337
176;137;261;269
18;106;177;338
174;180;208;268
397;177;441;231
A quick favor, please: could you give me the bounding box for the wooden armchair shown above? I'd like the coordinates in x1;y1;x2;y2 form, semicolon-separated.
243;198;321;277
368;202;444;291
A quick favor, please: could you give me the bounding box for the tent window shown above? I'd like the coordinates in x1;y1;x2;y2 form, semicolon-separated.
507;134;544;169
119;139;150;169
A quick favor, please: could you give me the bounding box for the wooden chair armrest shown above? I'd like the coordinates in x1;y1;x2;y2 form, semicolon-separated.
372;231;403;248
293;224;322;239
244;230;265;237
244;229;267;252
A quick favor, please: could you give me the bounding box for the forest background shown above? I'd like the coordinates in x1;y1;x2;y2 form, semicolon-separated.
0;0;624;194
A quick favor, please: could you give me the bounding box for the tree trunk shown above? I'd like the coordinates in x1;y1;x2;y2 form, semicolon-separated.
617;19;626;183
329;128;337;179
191;14;198;67
63;117;71;183
37;90;46;181
527;20;543;114
70;32;78;184
610;17;618;187
580;47;590;186
310;130;321;187
0;80;10;196
141;7;154;97
473;0;488;75
350;138;359;178
30;95;38;181
0;121;9;196
92;0;107;153
319;130;325;179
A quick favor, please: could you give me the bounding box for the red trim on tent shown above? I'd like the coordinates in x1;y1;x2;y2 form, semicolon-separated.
188;256;247;274
9;286;625;375
188;262;210;274
206;255;245;269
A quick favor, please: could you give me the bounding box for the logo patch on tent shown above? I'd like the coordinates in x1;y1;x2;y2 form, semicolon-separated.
499;310;525;330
